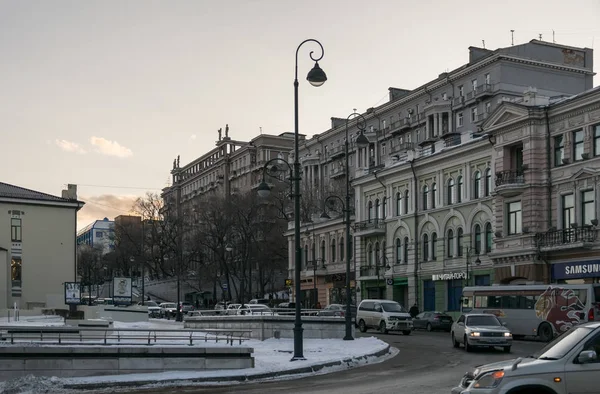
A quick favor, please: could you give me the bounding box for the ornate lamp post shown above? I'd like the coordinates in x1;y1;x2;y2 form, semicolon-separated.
320;111;369;341
257;39;326;360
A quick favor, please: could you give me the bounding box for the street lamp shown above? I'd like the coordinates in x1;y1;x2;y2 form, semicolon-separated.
320;111;369;341
464;247;481;287
257;39;327;361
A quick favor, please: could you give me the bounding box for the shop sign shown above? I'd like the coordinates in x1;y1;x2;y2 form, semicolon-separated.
432;272;467;281
552;260;600;280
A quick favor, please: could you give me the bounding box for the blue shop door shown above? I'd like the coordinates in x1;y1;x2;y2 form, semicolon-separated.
423;280;435;311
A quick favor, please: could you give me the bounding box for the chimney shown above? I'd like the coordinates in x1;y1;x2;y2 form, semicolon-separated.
62;184;78;200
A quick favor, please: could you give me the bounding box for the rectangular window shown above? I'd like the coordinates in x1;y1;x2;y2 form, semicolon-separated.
594;124;600;157
554;135;564;166
507;201;522;235
582;190;595;226
562;194;575;228
457;113;464;128
11;218;22;242
573;129;584;161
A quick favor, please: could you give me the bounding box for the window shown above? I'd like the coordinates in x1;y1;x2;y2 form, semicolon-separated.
431;232;438;260
368;201;373;222
367;244;373;265
11;257;22;282
330;238;336;262
582;190;595;226
457;176;463;203
573;129;584;161
457;112;464;127
458;85;464;97
562;194;575;228
404;190;410;213
447;279;463;311
382;197;387;219
473;171;481;199
457;228;464;256
423;234;429;261
554;135;564;166
11;218;22;242
595;124;600;157
471;107;477;122
395;238;402;264
422;185;429;210
447;178;455;205
403;237;409;263
485;168;492;196
321;240;326;262
431;183;437;209
485;223;493;253
474;224;482;255
396;192;403;216
339;237;344;261
507;201;522;235
447;229;454;257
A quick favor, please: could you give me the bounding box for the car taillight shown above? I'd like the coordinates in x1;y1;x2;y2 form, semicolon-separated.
589;307;595;321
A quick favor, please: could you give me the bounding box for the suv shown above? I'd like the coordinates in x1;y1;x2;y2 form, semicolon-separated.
451;321;600;394
356;299;413;335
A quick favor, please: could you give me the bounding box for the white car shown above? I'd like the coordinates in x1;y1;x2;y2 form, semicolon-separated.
451;313;513;353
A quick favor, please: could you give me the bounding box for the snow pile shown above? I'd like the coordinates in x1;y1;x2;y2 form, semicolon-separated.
0;375;66;394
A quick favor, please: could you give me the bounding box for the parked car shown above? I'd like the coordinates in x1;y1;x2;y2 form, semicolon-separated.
159;302;178;319
356;299;413;335
451;321;600;394
413;311;453;332
137;301;161;318
451;313;513;353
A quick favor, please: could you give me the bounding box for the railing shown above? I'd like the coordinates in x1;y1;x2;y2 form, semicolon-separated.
536;227;598;248
495;169;525;186
0;326;253;346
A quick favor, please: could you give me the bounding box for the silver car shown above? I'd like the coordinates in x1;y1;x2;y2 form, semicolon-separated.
451;313;512;353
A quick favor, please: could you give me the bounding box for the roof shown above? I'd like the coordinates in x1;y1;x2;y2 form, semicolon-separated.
0;182;77;203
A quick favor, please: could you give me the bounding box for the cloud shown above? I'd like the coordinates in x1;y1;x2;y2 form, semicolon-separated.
190;134;197;140
90;136;133;158
77;194;140;231
55;139;87;154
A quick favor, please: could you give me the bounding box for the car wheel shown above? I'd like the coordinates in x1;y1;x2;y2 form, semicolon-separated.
452;333;460;348
464;335;472;352
379;321;388;334
402;330;411;335
538;322;554;342
504;346;511;353
426;323;432;332
358;319;367;333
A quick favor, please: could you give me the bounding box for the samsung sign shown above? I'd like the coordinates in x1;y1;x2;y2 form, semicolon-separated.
552;260;600;280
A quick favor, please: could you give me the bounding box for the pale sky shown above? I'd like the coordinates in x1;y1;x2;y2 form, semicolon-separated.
1;0;599;230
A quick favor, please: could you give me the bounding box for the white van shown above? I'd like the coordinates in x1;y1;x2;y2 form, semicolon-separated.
356;299;413;335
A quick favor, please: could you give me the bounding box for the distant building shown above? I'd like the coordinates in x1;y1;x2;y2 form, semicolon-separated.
0;182;84;309
76;218;114;254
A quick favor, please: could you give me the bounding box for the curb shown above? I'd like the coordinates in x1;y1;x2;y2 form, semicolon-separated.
63;344;391;391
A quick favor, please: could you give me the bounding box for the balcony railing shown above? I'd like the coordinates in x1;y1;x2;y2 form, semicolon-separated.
536;227;598;248
495;169;524;186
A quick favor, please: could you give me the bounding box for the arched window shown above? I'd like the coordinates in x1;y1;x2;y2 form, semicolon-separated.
457;227;464;256
330;238;336;262
396;192;403;216
304;245;308;268
485;168;492;196
447;229;454;257
375;242;381;266
382;197;387;219
375;199;380;221
395;238;402;264
457;176;463;203
474;171;481;199
431;183;437;209
320;240;326;262
403;236;409;263
474;224;481;255
368;201;373;222
431;232;438;260
422;185;429;210
447;178;455;205
423;234;429;261
485;223;492;253
339;237;345;261
367;244;373;265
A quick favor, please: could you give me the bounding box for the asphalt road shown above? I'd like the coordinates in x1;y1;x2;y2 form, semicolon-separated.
119;330;546;394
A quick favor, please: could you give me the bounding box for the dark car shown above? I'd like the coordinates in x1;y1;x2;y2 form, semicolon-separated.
413;311;453;332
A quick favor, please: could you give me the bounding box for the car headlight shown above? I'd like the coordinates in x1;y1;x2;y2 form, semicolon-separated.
473;370;505;389
470;331;481;337
504;332;512;337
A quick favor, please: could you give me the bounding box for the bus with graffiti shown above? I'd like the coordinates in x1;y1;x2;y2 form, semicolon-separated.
461;284;600;341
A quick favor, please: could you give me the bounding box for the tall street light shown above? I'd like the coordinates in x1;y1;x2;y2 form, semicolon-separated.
257;39;326;361
320;111;369;341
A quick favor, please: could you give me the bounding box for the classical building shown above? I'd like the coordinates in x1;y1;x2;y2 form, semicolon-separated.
76;217;115;254
289;39;594;312
486;86;600;285
0;183;84;310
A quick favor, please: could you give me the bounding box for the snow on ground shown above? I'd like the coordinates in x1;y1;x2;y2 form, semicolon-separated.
0;317;393;394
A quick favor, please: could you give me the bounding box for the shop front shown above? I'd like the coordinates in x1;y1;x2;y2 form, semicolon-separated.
551;260;600;283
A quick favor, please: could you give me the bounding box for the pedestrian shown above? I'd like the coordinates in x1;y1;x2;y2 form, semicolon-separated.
409;303;419;318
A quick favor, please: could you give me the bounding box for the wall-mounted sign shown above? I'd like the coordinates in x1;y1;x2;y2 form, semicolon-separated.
552;260;600;280
432;272;467;281
64;282;81;304
112;277;132;304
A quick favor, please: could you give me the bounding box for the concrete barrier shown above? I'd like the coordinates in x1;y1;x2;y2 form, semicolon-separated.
184;315;353;340
0;346;254;380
